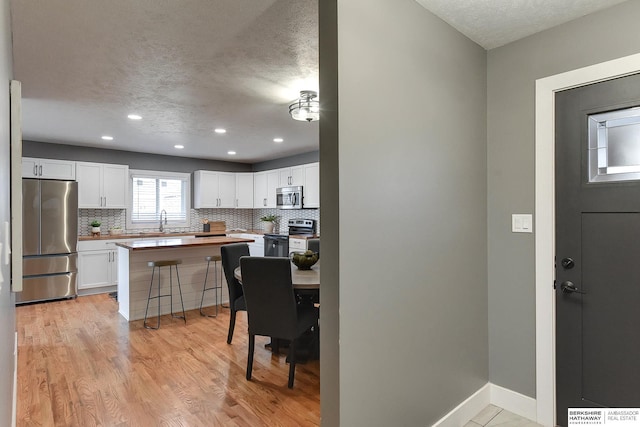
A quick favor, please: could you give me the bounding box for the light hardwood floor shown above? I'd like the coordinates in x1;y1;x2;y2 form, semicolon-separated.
16;294;320;426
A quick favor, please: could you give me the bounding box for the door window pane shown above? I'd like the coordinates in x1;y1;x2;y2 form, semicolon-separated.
588;107;640;183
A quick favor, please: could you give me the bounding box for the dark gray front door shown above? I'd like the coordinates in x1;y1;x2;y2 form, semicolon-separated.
555;74;640;426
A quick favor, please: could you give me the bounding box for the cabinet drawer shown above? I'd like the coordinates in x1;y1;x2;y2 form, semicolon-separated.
78;239;121;251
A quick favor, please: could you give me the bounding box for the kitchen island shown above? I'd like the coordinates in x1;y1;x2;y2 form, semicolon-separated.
115;236;254;321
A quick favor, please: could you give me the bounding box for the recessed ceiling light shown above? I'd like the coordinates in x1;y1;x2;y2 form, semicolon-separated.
101;135;113;141
273;138;284;143
128;114;142;120
228;151;236;155
174;145;184;149
214;128;227;134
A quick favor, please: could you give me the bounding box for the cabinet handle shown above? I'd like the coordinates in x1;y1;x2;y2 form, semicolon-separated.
103;197;106;207
39;165;43;176
264;198;267;206
33;165;37;176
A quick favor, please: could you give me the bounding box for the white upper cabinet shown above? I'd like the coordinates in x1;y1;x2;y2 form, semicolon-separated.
22;157;76;180
303;162;319;208
76;162;128;208
235;173;254;208
193;170;236;208
278;165;305;187
253;170;279;208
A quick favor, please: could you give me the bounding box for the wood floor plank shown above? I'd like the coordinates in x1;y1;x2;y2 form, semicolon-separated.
16;294;320;426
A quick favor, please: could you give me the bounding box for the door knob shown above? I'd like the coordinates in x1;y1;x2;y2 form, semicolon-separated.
561;257;575;269
560;281;585;294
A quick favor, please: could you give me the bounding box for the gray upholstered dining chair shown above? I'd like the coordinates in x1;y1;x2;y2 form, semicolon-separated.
307;238;319;256
239;256;317;388
220;243;250;344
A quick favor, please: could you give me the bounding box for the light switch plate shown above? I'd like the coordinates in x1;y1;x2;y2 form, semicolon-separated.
512;214;533;233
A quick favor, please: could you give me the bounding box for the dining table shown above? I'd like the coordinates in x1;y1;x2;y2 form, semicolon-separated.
233;259;320;290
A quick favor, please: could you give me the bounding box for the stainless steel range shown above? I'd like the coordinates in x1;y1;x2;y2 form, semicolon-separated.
264;218;316;257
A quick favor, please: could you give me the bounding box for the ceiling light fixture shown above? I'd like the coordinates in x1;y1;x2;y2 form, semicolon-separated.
174;145;184;149
214;128;227;134
289;90;319;122
101;135;113;141
273;138;284;143
228;151;236;155
128;114;142;120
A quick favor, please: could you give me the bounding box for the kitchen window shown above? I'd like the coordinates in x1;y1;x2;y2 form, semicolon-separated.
126;170;191;230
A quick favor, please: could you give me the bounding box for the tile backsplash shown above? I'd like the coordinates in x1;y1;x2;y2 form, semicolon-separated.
79;208;320;236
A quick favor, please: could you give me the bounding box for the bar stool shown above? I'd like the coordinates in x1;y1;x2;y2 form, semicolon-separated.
144;259;186;330
200;255;222;317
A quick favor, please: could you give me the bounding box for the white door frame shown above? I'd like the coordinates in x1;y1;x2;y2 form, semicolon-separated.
535;53;640;426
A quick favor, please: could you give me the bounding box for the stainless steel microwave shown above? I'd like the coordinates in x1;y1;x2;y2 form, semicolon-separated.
276;186;303;209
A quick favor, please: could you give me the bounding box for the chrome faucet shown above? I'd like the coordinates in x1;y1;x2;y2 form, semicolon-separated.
159;209;167;232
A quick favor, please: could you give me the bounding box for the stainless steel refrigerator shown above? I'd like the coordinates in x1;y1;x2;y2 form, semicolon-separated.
16;179;78;304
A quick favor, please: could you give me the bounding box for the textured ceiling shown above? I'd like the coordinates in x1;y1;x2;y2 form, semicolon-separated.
415;0;629;49
11;0;318;163
10;0;629;163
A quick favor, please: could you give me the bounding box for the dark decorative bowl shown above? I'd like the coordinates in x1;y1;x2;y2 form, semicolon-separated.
290;251;319;270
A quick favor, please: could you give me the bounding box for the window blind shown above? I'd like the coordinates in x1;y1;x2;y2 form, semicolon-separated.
129;171;190;226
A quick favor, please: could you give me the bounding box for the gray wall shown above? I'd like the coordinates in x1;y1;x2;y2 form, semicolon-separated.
0;0;15;423
329;0;488;425
487;0;640;397
253;150;318;171
318;0;339;424
487;1;640;397
24;140;318;173
24;140;252;173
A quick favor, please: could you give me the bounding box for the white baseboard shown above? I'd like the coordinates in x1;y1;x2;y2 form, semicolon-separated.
489;383;537;423
431;382;538;427
12;331;17;427
432;384;490;427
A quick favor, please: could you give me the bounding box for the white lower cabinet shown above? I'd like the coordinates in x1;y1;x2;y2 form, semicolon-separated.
246;234;264;256
228;233;264;256
289;237;308;252
78;240;119;290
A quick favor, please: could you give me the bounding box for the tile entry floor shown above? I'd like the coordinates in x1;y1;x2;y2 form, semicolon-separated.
465;405;544;427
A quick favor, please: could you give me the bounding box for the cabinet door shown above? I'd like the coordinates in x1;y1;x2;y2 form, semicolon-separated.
303;163;320;208
76;162;103;208
235;173;254;208
217;172;236;208
22;158;39;178
265;170;280;208
22;157;76;180
39;159;76;180
289;165;305;186
78;250;112;289
193;171;219;208
253;172;268;208
110;250;118;285
102;164;128;208
279;168;292;186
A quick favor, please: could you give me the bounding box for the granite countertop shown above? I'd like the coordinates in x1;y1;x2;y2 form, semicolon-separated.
79;231;227;241
115;236;254;251
288;234;320;239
